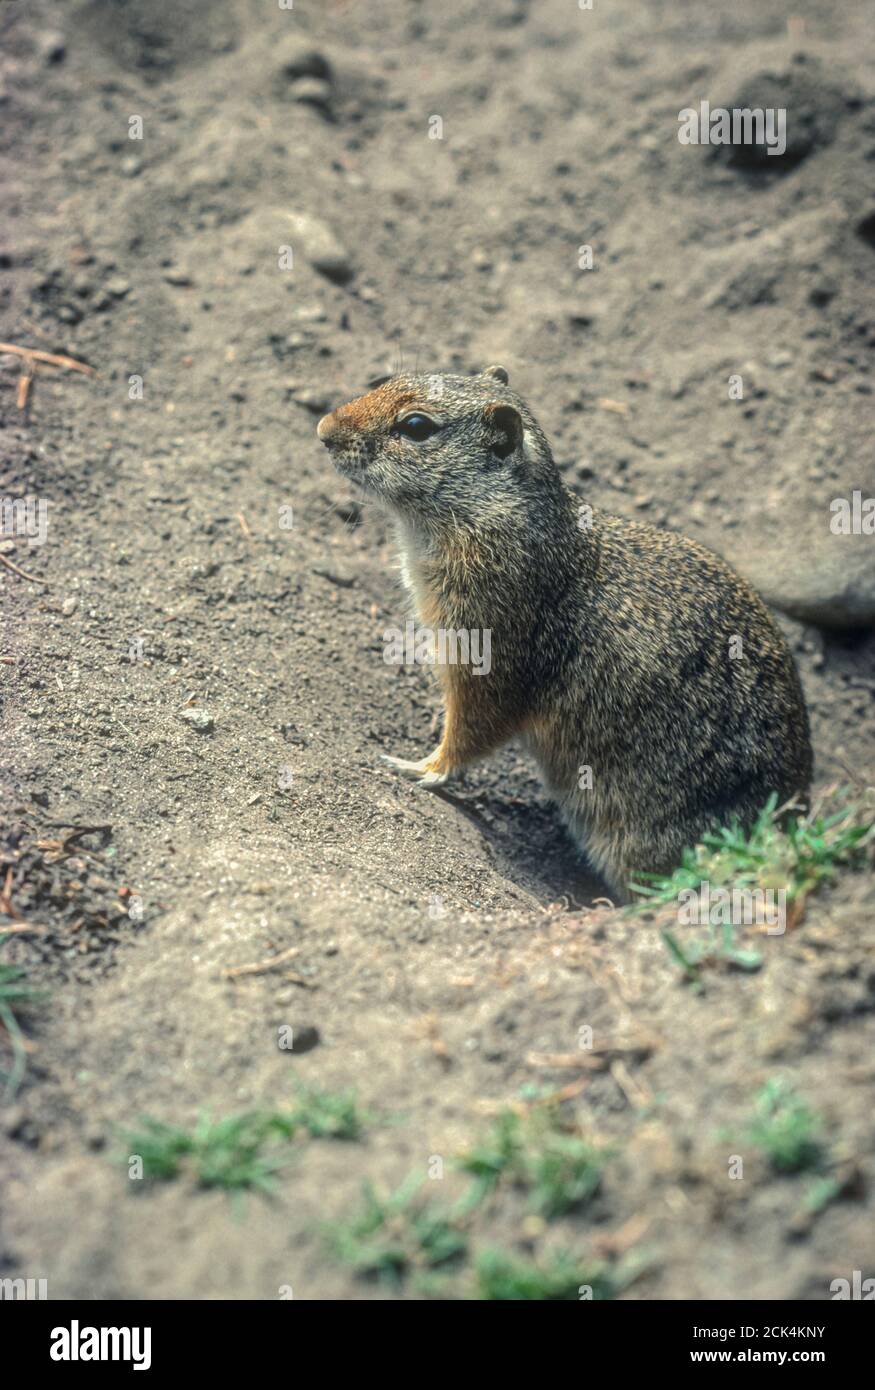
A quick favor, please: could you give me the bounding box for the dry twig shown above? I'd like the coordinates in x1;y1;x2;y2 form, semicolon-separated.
0;553;50;585
222;945;301;979
0;341;95;412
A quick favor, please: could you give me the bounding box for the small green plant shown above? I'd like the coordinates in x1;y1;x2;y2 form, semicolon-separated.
456;1109;523;1204
474;1248;618;1301
0;934;46;1099
660;921;763;986
122;1117;195;1182
747;1079;825;1175
288;1084;363;1140
458;1105;608;1217
329;1176;467;1285
803;1175;842;1214
122;1086;367;1193
123;1111;294;1193
326;1102;637;1298
632;788;874;917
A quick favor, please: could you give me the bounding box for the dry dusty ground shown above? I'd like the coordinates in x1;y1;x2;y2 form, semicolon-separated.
1;0;874;1299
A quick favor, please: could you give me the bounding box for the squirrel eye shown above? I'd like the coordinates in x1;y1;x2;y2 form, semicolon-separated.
395;413;438;442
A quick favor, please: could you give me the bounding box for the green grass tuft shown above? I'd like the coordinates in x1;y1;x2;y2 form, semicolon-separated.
474;1248;618;1301
458;1105;609;1217
329;1176;467;1284
122;1116;195;1181
747;1078;825;1175
660;922;763;985
287;1084;364;1140
123;1111;293;1193
327;1103;631;1298
0;933;47;1098
632;787;874;913
122;1086;368;1193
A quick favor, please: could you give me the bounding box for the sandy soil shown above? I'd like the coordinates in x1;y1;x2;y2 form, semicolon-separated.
1;0;874;1299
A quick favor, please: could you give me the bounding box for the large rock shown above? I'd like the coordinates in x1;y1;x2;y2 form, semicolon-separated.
731;525;875;631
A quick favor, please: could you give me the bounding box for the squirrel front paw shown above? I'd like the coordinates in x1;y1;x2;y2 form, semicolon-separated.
381;753;450;789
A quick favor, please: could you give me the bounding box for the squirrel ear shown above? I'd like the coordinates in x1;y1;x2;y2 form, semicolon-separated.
482;364;509;385
484;402;522;460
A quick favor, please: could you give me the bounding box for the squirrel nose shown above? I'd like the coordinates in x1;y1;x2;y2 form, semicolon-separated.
317;412;338;445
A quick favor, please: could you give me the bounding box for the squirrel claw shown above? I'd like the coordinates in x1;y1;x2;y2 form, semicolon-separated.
381;754;449;789
415;768;449;790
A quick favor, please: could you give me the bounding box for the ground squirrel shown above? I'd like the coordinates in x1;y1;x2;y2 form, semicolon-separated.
317;366;813;900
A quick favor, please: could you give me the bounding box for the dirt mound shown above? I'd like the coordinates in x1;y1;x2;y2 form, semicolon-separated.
717;57;859;171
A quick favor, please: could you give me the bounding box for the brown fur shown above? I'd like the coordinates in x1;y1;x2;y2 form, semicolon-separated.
317;367;813;900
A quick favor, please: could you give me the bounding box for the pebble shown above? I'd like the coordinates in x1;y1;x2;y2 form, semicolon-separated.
275;42;332;83
280;211;353;284
179;708;215;734
288;385;333;413
287;1024;320;1054
291;78;333;116
766;349;793;369
313;562;355;588
293;305;328;323
38;32;66;65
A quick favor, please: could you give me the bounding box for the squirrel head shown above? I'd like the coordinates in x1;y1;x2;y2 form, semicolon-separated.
317;366;557;526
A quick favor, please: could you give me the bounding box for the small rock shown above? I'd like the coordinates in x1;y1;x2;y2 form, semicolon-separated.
766;349;794;369
313;562;355;588
164;269;193;287
809;277;838;308
856;210;875;249
288;385;333;413
106;278;131;299
2;1105;26;1137
293;305;328;324
291;77;333;116
179;708;214;734
188;562;219;582
61;595;78;616
287;1024;320;1054
121;155;142;178
281;211;353;284
2;1106;39;1146
275;41;332;84
38;31;66;65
